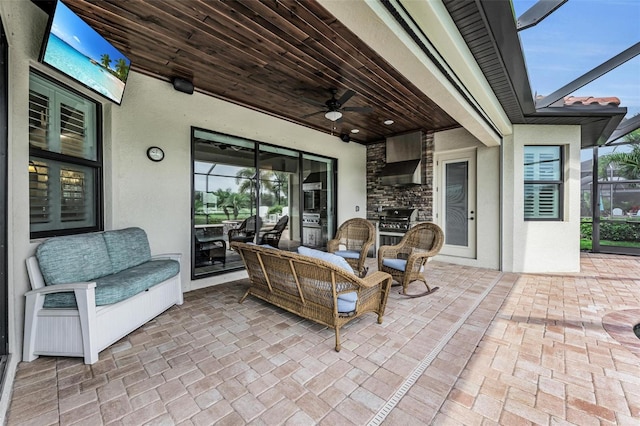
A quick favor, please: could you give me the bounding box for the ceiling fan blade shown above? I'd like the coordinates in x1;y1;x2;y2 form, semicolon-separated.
300;97;327;108
337;89;355;106
301;110;324;119
343;106;374;113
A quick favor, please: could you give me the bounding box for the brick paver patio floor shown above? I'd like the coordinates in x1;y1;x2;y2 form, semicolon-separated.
6;253;640;425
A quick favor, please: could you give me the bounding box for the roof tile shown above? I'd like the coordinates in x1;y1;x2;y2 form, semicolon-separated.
563;96;621;107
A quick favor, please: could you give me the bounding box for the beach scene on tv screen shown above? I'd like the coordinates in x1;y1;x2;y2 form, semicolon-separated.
43;2;131;103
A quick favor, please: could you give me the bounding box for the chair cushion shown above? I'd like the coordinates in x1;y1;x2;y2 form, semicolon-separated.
333;250;360;259
103;227;152;274
43;259;180;308
382;258;424;272
297;246;354;275
337;291;358;313
247;242;277;249
36;233;113;285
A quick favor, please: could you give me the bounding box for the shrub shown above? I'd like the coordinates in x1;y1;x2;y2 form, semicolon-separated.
580;221;592;240
268;205;283;215
599;221;640;242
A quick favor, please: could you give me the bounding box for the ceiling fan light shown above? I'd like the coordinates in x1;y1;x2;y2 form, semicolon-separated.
325;110;342;121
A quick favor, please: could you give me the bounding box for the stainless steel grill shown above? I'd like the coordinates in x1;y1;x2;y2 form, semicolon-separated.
377;208;418;246
378;208;418;233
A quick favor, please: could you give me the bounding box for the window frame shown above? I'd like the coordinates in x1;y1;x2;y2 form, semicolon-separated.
29;69;103;239
190;126;338;279
523;145;564;221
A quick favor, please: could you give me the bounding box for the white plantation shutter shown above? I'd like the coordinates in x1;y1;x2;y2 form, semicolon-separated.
524;146;562;220
524;184;559;218
59;103;87;157
29;72;100;236
60;168;87;222
28;89;49;150
28;160;50;224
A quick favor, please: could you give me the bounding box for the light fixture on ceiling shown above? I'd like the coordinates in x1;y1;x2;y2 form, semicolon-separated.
324;110;343;121
384;119;394;125
350;129;360;134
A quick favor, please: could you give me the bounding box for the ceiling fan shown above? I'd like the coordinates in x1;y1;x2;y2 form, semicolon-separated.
302;89;374;122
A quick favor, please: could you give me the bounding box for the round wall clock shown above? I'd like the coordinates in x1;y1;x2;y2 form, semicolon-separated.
146;146;165;162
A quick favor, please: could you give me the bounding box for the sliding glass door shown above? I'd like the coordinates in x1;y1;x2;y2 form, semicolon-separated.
258;145;300;250
192;128;336;278
192;130;257;277
302;154;335;249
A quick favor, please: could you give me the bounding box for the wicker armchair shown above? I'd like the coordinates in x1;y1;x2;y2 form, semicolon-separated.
260;215;289;247
228;215;262;243
377;222;444;297
327;218;375;277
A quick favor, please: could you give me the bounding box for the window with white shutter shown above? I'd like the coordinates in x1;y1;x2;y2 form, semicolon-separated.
29;71;101;237
523;145;563;220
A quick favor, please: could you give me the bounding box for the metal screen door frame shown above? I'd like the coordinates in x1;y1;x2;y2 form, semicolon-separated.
436;149;476;258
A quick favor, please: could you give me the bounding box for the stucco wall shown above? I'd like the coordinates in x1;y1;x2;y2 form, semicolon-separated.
0;0;367;417
109;71;367;292
433;127;500;270
503;124;582;273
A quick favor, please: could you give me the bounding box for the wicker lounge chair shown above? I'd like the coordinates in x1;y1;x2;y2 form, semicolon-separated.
233;241;392;351
259;215;289;248
327;218;375;278
228;215;262;243
377;222;444;297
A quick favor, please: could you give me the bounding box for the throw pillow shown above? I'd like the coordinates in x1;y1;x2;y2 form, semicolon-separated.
297;246;354;275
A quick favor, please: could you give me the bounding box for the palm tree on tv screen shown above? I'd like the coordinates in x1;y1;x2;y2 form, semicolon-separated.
100;53;111;70
115;58;129;81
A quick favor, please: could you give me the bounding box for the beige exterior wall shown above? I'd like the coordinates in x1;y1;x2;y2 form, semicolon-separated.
109;72;367;291
502;124;582;273
434;124;582;273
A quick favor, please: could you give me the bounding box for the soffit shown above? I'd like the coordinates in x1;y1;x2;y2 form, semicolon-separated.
35;0;460;145
442;0;628;148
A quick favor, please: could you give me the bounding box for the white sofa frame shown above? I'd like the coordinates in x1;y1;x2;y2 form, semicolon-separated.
23;253;183;364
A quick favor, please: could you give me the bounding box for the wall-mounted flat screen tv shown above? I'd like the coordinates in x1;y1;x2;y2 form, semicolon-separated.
39;1;131;105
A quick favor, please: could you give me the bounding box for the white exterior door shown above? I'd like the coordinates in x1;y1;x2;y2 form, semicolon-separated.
436;150;477;258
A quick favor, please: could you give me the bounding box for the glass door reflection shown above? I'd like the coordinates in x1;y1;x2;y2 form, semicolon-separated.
192;130;257;277
258;145;300;250
302;154;335;249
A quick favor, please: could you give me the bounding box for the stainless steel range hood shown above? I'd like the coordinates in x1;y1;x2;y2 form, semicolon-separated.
379;131;423;186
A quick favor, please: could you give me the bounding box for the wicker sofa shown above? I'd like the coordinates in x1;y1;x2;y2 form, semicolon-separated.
232;242;392;351
24;227;183;364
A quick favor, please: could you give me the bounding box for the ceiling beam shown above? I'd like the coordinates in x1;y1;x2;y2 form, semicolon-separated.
516;0;567;31
536;42;640;109
607;114;640;144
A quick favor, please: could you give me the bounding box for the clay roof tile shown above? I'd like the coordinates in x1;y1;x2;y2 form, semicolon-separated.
563;96;621;107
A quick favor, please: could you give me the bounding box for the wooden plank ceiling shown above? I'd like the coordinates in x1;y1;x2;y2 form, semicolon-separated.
58;0;459;144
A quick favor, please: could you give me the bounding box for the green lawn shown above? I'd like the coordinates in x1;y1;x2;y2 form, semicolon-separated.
195;211;253;225
581;239;640;250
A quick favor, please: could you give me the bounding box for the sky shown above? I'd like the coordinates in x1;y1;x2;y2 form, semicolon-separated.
50;2;130;67
512;0;640;120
